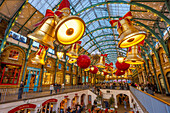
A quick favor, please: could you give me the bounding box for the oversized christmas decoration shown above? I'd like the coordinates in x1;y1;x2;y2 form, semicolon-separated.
84;67;90;71
125;45;144;64
68;57;77;63
66;41;81;58
96;54;107;68
129;64;136;69
115;60;130;71
77;55;91;69
117;52;124;63
89;65;98;74
31;45;48;65
28;0;85;49
27;9;56;49
55;0;85;45
110;11;146;48
115;69;125;76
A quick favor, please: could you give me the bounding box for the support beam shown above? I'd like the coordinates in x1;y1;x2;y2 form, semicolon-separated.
76;1;170;24
0;0;27;55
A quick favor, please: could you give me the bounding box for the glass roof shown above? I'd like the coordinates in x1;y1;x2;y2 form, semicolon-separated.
27;0;131;64
2;0;165;65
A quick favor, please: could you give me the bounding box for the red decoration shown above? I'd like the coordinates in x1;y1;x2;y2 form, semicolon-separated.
42;99;58;106
115;61;130;71
89;66;98;74
103;71;108;76
110;11;132;27
77;55;91;69
8;104;36;113
34;0;70;27
115;69;125;76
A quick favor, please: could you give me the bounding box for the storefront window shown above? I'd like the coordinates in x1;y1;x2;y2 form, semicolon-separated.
0;63;21;85
162;53;168;63
47;60;52;68
73;75;76;85
67;66;69;71
65;74;70;84
43;72;53;85
58;64;62;69
8;50;19;60
55;71;63;84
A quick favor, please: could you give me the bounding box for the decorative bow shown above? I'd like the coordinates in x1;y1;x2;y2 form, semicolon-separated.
110;11;132;27
73;41;82;49
105;62;113;69
37;45;48;55
101;54;108;57
34;0;70;27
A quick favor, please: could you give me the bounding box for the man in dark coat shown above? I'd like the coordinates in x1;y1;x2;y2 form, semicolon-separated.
18;81;24;99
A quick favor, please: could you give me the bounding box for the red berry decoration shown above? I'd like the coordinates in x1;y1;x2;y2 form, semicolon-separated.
89;65;98;74
115;61;130;71
77;55;91;69
115;69;125;76
103;71;108;76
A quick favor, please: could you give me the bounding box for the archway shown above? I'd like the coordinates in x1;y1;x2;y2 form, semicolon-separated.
60;98;70;113
158;74;166;94
8;104;36;113
81;94;86;106
39;99;58;113
116;94;130;112
166;72;170;88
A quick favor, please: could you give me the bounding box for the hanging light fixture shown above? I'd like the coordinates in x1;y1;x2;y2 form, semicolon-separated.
96;54;107;68
125;45;144;64
57;52;64;59
110;11;146;48
55;45;64;60
31;45;48;65
28;0;85;48
117;52;124;63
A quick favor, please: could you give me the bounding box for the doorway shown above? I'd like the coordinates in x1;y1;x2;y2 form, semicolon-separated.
24;67;40;92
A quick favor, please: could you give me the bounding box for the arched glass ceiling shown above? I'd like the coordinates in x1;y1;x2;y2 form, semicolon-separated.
2;0;166;65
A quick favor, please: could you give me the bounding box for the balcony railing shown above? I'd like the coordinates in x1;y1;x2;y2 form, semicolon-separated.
0;85;90;103
130;86;170;113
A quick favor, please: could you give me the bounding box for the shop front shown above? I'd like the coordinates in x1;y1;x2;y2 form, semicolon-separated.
24;67;40;92
0;45;25;87
42;58;55;85
24;52;42;92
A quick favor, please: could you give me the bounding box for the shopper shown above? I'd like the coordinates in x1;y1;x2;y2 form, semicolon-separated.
18;81;24;99
62;83;65;92
50;84;54;94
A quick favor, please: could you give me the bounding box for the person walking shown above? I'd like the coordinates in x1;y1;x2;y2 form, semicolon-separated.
62;83;65;92
123;99;127;111
18;81;24;99
50;84;54;94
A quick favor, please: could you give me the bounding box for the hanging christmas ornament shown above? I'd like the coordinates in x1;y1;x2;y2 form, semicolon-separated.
115;60;130;71
28;0;85;48
66;41;81;58
55;0;85;45
96;54;107;68
31;45;48;65
125;45;144;64
27;9;57;49
115;69;125;76
89;65;98;74
77;55;91;69
110;11;146;48
68;57;77;63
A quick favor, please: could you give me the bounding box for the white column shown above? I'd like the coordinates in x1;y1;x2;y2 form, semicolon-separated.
129;95;133;108
49;103;51;113
45;104;47;113
114;95;118;108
